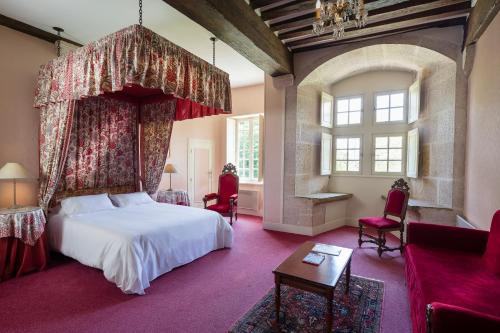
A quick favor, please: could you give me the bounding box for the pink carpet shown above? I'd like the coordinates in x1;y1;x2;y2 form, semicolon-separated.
0;215;411;333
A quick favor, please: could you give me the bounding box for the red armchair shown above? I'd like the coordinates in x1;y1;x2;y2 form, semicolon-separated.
405;211;500;333
203;163;239;225
358;178;410;257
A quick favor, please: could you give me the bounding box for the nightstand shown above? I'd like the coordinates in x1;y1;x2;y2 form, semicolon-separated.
156;190;191;206
0;206;48;281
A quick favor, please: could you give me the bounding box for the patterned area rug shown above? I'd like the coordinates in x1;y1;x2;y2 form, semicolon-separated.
229;275;383;333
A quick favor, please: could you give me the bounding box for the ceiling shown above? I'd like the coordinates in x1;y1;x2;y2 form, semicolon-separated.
0;0;264;88
249;0;472;52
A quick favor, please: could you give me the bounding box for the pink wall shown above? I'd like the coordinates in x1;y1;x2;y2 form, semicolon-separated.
0;26;55;208
464;12;500;230
158;84;265;215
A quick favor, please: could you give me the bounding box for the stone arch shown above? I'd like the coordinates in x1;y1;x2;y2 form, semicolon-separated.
294;26;462;85
282;27;467;230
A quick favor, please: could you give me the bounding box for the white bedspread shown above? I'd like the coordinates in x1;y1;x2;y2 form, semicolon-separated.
48;203;233;294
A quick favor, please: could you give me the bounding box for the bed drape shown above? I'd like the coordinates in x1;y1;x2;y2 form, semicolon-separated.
57;97;139;193
34;24;232;210
38;101;75;211
141;99;175;194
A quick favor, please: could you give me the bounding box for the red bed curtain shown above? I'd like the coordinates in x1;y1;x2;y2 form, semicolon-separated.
34;24;232;210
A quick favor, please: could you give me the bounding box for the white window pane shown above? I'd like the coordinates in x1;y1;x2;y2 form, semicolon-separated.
348;161;360;172
389;148;402;160
375;136;388;148
349;111;361;124
375;148;388;160
336;161;347;171
336;138;348;149
391;93;404;107
336;149;348;160
376;95;389;108
337;99;349;112
390;107;404;121
348;137;360;149
388;161;402;173
375;161;388;172
350;97;362;111
389;136;403;148
337;112;348;125
376;109;389;122
348;149;360;161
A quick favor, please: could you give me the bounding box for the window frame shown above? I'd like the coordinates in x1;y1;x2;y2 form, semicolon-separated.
234;115;262;183
333;135;363;175
371;133;406;176
334;94;364;127
373;90;407;125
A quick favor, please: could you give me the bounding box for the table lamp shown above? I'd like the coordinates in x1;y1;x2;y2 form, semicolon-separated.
164;163;177;191
0;162;30;208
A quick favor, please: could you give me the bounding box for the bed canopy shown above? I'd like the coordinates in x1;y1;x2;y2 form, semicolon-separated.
34;24;232;211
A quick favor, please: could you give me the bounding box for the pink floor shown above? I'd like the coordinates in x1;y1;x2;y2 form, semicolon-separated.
0;215;411;333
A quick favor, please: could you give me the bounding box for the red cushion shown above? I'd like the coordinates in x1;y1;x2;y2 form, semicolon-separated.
219;173;238;204
359;216;401;229
385;188;407;217
406;244;500;328
484;210;500;275
206;203;230;214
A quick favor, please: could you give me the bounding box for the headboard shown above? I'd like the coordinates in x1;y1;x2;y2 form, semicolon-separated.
50;185;138;208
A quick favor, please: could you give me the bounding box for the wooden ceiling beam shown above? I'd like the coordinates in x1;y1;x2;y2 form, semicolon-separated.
250;0;298;11
465;0;500;46
163;0;292;76
0;14;82;47
288;8;470;50
294;16;466;51
261;0;410;23
279;0;470;42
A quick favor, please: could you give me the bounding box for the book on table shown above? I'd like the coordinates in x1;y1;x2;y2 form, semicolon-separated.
302;252;325;266
312;243;342;256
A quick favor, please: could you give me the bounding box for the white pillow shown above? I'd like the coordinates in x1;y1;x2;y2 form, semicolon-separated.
109;192;155;207
60;193;115;215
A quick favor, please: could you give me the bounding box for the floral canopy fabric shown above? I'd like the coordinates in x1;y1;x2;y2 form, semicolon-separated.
34;25;232;211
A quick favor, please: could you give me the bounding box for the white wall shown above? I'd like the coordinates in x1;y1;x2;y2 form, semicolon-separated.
465;12;500;230
328;70;415;224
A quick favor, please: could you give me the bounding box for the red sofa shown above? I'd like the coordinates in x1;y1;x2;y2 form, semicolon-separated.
405;211;500;333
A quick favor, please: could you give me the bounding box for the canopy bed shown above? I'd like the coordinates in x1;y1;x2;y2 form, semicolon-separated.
34;24;233;294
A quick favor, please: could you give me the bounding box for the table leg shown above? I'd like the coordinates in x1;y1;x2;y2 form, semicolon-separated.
275;275;281;329
326;289;333;332
345;258;351;295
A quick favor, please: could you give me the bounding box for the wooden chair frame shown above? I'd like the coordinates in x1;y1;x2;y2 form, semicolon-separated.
358;178;410;257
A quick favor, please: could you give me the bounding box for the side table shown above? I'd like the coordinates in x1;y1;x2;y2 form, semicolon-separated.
0;206;48;281
156;190;191;206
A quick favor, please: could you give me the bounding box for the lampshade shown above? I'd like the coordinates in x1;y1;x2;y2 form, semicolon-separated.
164;163;177;174
0;162;30;179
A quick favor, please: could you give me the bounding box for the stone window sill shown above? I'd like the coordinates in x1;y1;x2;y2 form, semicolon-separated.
296;192;353;205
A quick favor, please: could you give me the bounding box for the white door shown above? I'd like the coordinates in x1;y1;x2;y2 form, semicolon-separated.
188;139;214;208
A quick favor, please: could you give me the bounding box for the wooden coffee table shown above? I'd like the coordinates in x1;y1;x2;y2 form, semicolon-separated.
273;241;353;332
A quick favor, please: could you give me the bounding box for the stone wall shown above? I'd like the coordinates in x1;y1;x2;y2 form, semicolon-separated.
280;26;467;230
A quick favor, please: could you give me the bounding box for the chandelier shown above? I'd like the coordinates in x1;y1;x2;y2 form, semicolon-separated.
312;0;368;40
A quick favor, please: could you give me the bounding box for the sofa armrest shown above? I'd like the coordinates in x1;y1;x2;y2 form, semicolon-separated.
407;222;489;253
428;302;500;333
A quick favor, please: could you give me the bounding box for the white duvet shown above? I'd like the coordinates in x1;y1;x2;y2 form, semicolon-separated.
48;203;233;294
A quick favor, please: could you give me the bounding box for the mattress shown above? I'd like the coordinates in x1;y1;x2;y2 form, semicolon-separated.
48;202;233;294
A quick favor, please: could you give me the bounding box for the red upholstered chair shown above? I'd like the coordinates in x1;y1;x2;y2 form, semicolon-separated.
358;178;410;257
203;163;239;225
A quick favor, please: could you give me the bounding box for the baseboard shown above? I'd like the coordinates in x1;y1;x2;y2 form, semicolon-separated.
238;208;262;217
263;222;315;236
311;218;347;236
263;218;347;236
